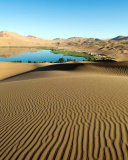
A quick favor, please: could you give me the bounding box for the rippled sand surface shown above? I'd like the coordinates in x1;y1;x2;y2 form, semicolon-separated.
1;62;128;160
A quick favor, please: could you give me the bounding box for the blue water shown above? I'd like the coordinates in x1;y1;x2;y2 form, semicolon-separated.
0;50;86;62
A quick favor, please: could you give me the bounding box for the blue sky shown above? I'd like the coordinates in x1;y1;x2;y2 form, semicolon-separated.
0;0;128;39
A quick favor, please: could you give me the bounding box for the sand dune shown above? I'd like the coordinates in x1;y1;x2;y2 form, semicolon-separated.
0;62;128;160
0;31;54;46
1;61;128;81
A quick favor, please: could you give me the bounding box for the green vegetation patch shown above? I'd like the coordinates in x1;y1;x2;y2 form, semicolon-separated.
51;49;114;61
51;49;96;61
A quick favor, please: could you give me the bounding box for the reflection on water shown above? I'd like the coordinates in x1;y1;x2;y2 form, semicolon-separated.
0;50;86;62
0;48;40;58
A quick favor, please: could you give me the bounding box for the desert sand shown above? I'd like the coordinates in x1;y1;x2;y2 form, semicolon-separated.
0;62;128;160
0;31;54;47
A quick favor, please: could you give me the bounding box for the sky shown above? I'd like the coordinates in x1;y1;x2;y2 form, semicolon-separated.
0;0;128;39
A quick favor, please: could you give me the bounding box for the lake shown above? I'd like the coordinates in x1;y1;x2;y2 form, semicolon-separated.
0;50;86;62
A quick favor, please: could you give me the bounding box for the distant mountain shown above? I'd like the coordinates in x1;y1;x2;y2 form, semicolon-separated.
111;36;128;41
53;38;64;40
53;36;128;61
27;35;37;38
0;31;28;39
0;31;53;46
68;37;101;42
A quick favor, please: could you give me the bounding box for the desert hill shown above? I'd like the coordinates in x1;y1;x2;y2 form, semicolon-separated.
54;37;101;43
54;36;128;61
111;36;128;41
68;37;101;42
0;31;54;46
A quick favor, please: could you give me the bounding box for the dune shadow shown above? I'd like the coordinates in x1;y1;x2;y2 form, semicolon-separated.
1;61;128;82
1;63;85;82
35;63;85;71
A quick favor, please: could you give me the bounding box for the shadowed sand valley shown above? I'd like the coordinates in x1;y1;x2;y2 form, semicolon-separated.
0;62;128;160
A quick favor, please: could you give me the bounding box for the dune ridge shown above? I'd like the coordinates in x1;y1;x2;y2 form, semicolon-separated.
1;61;128;81
0;31;53;47
0;62;128;160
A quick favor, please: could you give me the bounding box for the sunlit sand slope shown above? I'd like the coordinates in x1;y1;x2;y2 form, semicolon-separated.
1;61;128;81
0;63;128;160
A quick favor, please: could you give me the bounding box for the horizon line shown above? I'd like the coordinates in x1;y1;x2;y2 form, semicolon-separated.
0;30;127;40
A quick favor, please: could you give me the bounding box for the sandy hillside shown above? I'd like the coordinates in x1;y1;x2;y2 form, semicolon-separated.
55;38;128;61
0;31;54;46
0;62;128;160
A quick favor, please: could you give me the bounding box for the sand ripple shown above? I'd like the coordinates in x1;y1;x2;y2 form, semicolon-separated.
0;74;128;159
